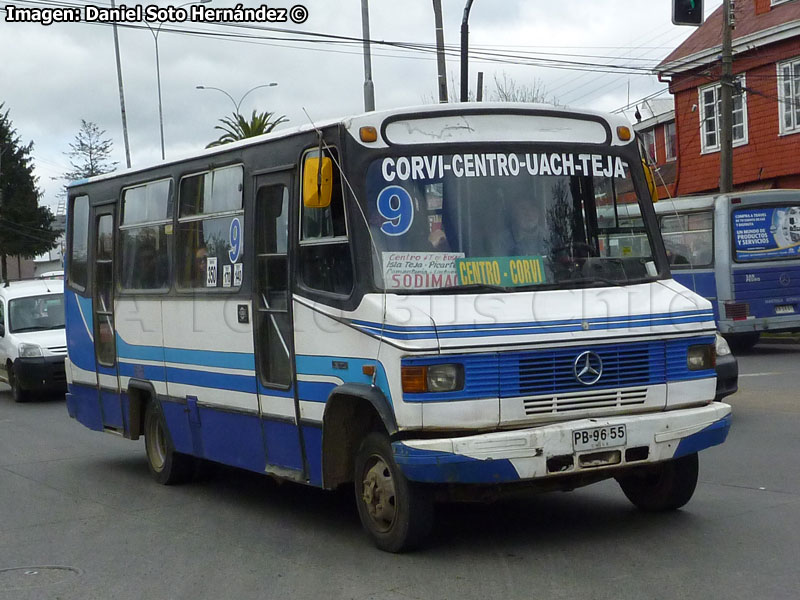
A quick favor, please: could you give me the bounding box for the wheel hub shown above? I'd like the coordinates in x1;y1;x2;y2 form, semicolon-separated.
361;457;397;532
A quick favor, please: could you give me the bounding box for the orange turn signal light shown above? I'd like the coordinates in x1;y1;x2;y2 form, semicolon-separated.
401;366;427;393
359;126;378;143
362;364;376;377
617;126;632;141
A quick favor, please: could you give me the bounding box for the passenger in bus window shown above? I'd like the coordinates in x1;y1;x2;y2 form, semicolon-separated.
194;247;208;286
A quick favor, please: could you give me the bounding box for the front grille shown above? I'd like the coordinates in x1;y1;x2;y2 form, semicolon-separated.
500;341;665;398
48;345;68;355
403;337;714;404
523;387;649;416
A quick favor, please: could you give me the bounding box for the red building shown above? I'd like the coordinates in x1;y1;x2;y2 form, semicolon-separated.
656;0;800;196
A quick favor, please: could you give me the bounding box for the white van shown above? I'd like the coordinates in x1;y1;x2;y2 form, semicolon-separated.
0;279;67;402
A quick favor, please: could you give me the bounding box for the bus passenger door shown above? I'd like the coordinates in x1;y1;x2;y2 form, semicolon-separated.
253;174;304;475
92;206;122;431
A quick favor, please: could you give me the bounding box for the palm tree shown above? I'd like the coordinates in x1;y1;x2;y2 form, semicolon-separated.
206;110;289;148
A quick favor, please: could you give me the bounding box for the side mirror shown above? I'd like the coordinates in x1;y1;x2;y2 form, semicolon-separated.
302;156;333;209
642;158;659;203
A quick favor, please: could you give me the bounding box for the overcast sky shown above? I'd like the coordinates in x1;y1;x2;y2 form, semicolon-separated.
0;0;722;211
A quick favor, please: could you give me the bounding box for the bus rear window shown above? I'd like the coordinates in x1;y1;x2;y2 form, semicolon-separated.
733;206;800;262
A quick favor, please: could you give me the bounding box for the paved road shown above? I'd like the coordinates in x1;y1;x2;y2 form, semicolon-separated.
1;345;799;600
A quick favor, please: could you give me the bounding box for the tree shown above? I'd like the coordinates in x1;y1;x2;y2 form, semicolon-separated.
490;72;559;105
62;120;118;182
422;71;559;106
0;103;58;283
206;110;289;148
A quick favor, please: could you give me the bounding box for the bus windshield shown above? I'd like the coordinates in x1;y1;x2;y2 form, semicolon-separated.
365;150;658;292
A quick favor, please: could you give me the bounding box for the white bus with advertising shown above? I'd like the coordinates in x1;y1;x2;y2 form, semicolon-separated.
64;103;731;551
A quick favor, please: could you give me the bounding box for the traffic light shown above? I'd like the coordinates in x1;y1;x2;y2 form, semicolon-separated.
673;0;704;26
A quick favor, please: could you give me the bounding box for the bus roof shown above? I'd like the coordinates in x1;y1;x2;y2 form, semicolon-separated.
67;102;635;189
655;190;800;214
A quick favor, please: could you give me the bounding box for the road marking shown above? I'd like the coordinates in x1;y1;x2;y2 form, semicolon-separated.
739;372;782;377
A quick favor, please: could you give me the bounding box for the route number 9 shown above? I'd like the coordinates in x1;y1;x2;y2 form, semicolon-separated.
229;217;242;263
377;186;414;236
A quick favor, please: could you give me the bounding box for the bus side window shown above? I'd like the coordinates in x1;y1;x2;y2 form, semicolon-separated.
299;148;354;295
177;166;244;289
68;195;90;291
120;179;172;291
660;212;713;268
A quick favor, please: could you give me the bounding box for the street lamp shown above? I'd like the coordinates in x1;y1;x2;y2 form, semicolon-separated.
145;0;212;160
195;83;279;114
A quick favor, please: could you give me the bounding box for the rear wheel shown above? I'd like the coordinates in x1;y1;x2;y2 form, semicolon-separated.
8;367;29;403
617;453;699;511
354;432;433;552
144;401;194;485
724;332;760;353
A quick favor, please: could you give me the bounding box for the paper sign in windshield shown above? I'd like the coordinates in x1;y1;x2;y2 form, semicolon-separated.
383;251;464;290
456;256;547;287
734;207;800;261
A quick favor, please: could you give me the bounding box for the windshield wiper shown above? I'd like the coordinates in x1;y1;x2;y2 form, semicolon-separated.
402;283;510;295
563;276;625;288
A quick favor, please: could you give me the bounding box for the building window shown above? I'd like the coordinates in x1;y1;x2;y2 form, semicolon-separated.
641;129;657;163
664;121;677;161
699;76;748;153
778;57;800;135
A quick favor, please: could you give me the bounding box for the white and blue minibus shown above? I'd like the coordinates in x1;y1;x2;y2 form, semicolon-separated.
64;103;731;551
653;191;800;351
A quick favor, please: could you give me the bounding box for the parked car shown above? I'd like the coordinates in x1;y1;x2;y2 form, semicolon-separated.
0;279;67;402
715;333;738;401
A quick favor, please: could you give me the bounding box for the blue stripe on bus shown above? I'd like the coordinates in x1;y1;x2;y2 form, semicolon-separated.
351;312;715;340
353;308;712;334
295;355;392;403
116;335;255;371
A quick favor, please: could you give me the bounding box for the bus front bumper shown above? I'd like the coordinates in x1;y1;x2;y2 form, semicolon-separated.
393;403;731;484
718;315;800;334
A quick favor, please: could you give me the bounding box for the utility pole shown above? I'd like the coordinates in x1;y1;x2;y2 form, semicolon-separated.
361;0;375;112
110;0;131;168
460;0;475;102
476;71;484;101
432;0;448;103
719;0;734;193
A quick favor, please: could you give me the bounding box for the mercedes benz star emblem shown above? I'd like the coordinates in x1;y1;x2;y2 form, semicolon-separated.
780;273;791;287
573;351;603;385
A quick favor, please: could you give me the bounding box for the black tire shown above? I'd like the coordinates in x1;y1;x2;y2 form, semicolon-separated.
724;332;760;353
617;453;699;512
144;401;195;485
354;432;434;552
8;367;29;403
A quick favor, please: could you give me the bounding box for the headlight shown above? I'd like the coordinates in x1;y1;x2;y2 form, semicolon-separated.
687;344;716;371
715;333;732;357
18;343;43;358
401;364;464;393
427;364;464;392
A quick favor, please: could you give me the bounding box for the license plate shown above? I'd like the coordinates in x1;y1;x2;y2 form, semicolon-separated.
775;305;795;314
573;425;627;451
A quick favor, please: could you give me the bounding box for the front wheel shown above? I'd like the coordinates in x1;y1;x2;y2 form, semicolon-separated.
354;432;433;552
8;367;29;403
616;453;699;512
144;401;195;485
